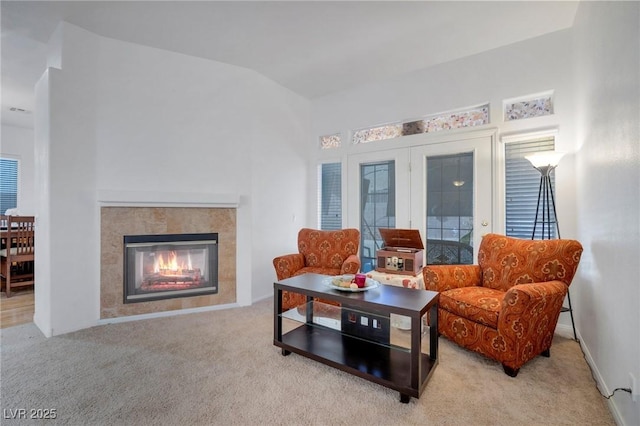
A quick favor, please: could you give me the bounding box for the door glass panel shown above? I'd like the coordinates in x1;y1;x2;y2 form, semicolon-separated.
360;161;395;272
426;153;474;265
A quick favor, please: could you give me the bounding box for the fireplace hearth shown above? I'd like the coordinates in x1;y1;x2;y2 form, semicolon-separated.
124;233;218;303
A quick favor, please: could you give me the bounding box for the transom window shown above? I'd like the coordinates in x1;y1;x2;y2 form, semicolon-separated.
352;104;489;144
504;92;554;121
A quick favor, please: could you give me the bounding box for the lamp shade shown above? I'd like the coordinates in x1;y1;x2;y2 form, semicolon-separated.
525;151;565;168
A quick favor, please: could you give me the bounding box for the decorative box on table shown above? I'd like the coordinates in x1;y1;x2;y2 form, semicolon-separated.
375;228;424;276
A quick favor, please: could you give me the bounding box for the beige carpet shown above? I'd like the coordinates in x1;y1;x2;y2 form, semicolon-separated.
0;298;614;425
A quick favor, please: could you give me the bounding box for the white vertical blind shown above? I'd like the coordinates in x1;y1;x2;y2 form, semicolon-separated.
505;138;556;239
319;162;342;230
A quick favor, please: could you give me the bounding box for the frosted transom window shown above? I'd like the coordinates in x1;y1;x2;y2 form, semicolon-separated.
352;104;489;144
421;105;489;134
353;124;403;144
504;93;554;121
320;133;342;149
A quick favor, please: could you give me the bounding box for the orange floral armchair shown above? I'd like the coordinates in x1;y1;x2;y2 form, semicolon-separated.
423;233;583;377
273;228;361;310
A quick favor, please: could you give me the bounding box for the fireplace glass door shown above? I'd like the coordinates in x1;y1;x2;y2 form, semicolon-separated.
124;233;218;303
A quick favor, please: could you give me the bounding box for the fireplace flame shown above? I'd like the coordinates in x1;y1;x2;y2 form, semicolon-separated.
154;251;192;274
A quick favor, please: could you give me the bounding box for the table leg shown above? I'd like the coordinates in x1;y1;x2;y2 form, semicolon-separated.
306;295;313;324
274;287;283;341
429;303;438;361
411;314;421;392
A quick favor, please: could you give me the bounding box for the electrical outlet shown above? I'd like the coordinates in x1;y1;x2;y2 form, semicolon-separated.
630;373;639;402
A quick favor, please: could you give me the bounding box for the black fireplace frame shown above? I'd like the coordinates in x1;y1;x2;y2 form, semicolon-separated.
123;233;218;304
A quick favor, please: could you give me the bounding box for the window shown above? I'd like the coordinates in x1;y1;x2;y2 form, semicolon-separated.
0;158;19;215
318;163;342;230
504;92;554;121
360;161;395;271
320;133;342;149
352;104;490;144
353;124;403;144
426;153;474;265
504;137;556;239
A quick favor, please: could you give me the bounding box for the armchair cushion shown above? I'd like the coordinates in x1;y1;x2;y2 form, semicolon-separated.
423;233;583;376
440;286;504;329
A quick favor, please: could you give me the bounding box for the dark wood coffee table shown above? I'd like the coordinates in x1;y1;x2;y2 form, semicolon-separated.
273;273;439;403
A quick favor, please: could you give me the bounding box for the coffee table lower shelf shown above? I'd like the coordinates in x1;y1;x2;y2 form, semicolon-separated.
275;324;437;402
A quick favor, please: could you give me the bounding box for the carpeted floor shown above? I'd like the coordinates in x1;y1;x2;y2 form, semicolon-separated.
0;298;614;425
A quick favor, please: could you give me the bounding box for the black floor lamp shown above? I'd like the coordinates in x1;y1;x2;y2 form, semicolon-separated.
525;151;577;341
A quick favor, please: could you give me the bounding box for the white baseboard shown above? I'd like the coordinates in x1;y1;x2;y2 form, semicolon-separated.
96;302;241;325
575;330;627;426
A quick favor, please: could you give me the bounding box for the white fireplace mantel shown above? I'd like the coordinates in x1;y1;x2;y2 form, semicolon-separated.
97;190;240;208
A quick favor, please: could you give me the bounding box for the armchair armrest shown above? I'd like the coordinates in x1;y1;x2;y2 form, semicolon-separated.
501;280;568;320
273;253;305;280
340;254;361;275
422;265;482;292
498;281;568;363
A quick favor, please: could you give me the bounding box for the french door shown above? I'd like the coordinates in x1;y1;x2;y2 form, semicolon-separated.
409;135;494;264
347;150;410;272
347;132;494;269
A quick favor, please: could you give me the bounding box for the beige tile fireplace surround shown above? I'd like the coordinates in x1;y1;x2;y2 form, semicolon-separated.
100;207;236;319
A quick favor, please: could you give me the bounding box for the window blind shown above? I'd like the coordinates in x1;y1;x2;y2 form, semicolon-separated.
0;158;18;215
505;138;556;239
319;162;342;230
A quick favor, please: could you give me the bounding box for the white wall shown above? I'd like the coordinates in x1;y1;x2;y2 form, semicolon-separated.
0;124;36;215
247;79;311;301
34;22;310;335
573;2;640;425
311;28;575;147
34;23;100;337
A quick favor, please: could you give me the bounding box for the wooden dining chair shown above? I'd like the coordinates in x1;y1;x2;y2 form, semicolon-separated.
0;215;36;297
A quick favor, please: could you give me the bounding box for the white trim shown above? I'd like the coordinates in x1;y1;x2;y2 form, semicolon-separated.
97;190;240;208
577;330;626;426
96;302;241;325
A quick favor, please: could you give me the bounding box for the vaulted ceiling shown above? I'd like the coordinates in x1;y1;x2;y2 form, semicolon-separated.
1;1;579;128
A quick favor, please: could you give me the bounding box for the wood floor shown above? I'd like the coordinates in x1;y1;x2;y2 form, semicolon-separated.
1;288;34;328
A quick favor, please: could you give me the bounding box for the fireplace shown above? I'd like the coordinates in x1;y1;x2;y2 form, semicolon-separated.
123;233;218;303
